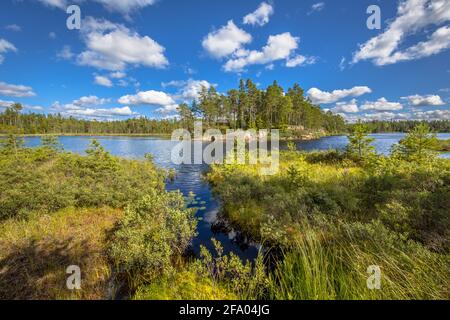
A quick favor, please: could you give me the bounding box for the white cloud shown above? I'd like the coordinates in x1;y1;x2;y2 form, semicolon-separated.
60;105;135;118
0;99;15;108
0;81;36;97
77;17;168;71
93;0;156;15
413;109;450;120
224;32;299;72
156;104;179;114
309;2;325;14
243;2;274;27
118;90;175;106
57;45;74;60
307;86;372;104
401;94;445;106
181;79;215;101
38;0;156;15
49;32;57;39
339;57;346;71
352;0;450;66
94;75;113;87
73;95;109;106
202;20;252;59
51;96;137;119
286;55;316;67
5;24;21;32
37;0;67;9
330;99;359;113
110;71;126;79
360;98;403;111
0;38;17;64
162;79;215;101
0;99;43;111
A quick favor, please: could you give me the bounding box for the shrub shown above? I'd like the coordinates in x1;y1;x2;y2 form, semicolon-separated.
109;190;197;288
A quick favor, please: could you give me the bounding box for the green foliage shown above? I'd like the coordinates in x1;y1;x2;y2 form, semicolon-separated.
392;124;438;163
133;270;236;300
0;142;164;220
191;239;268;300
354;119;450;133
40;135;63;151
268;222;449;300
0;133;24;154
191;79;345;132
432;139;450;152
207;137;450;299
346;122;375;160
109;190;197;288
286;141;297;151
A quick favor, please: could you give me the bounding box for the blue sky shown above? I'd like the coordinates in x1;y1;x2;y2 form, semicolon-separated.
0;0;449;121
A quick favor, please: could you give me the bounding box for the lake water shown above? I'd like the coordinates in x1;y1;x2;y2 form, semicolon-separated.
23;133;450;262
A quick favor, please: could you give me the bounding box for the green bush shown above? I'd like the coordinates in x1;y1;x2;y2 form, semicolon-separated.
0;141;165;220
109;190;197;288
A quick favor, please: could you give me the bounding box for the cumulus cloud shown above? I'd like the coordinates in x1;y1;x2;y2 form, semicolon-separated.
401;94;445;106
162;79;215;103
330;99;359;113
51;96;137;120
243;2;274;26
118;90;176;106
307;86;372;104
0;99;14;108
60;105;135;118
94;75;113;87
286;55;317;67
352;0;450;66
156;104;179;114
224;32;299;72
202;20;252;59
73;95;109;106
360;98;403;111
77;17;168;71
0;38;17;64
413;109;450;120
0;99;43;111
0;81;36;97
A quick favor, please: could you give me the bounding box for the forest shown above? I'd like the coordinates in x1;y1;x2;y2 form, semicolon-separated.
1;80;449;137
0;80;346;135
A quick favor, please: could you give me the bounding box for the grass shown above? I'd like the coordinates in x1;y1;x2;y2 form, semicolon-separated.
133;269;236;300
0;207;122;300
206;150;450;299
268;224;449;300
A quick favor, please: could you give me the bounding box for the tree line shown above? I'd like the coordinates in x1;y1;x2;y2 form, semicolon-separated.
355;120;450;133
178;79;346;133
1;79;449;136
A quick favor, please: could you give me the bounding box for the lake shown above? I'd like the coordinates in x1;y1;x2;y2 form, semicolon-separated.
23;133;450;262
